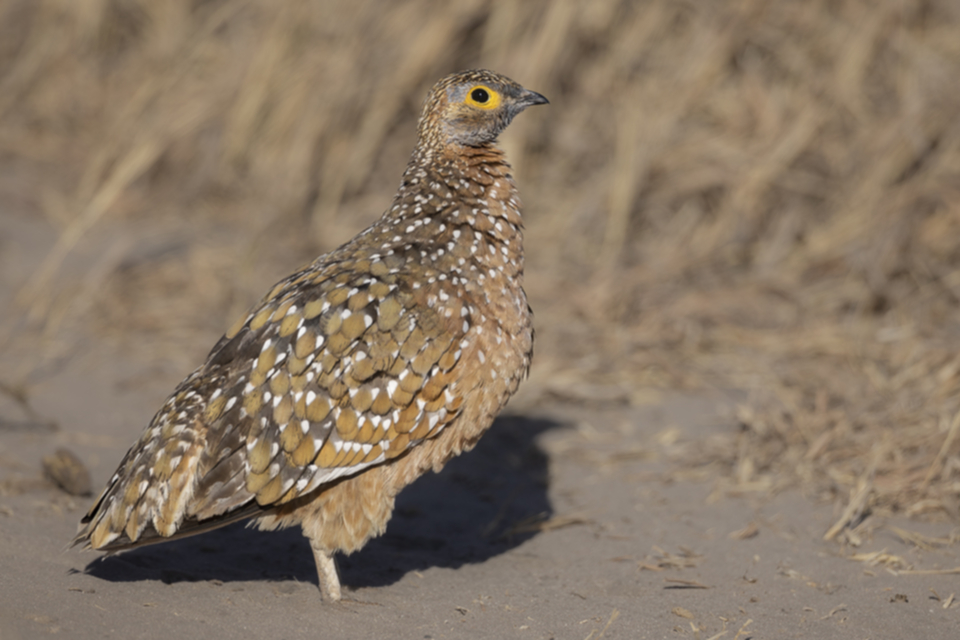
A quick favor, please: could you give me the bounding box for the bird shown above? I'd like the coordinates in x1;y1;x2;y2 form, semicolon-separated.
73;69;547;601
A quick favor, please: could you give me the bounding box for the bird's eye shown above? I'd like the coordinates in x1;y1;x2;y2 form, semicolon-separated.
465;85;500;110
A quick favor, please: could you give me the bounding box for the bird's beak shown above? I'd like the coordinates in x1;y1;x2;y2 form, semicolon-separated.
519;89;549;107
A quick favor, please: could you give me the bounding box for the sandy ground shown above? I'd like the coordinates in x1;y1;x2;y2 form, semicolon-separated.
2;215;959;640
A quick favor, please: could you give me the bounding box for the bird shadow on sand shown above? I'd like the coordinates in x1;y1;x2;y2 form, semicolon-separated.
78;414;565;592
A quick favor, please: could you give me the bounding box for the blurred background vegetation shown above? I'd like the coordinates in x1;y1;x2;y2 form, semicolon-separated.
2;0;959;530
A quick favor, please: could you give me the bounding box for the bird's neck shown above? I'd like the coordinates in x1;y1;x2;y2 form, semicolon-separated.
394;143;523;231
357;143;525;285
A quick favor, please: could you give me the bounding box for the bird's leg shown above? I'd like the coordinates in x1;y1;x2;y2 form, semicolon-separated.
310;538;342;602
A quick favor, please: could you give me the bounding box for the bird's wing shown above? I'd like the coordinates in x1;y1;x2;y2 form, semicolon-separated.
76;245;471;549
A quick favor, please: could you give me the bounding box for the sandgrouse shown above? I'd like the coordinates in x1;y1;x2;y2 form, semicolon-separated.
73;70;547;601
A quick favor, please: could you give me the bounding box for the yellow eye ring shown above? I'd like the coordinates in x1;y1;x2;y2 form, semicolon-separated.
465;85;501;110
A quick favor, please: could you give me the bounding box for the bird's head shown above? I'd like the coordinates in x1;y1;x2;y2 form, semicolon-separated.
417;69;548;150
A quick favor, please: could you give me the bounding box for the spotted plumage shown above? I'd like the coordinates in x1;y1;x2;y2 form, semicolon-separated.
73;70;547;601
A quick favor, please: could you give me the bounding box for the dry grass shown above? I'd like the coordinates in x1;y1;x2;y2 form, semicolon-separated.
2;0;960;528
